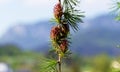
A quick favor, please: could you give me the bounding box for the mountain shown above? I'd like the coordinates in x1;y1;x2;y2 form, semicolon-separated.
71;15;120;56
0;14;120;56
0;21;52;50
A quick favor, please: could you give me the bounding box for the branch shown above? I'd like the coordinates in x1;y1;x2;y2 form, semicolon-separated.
59;0;61;5
58;54;61;72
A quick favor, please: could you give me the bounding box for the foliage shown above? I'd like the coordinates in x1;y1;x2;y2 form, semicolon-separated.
0;51;120;72
0;45;21;56
40;59;57;72
111;1;120;21
63;0;84;31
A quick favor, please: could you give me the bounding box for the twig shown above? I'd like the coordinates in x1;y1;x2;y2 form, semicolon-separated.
58;0;61;4
58;54;61;72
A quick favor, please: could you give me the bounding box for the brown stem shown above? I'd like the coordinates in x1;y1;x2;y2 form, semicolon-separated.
58;0;62;24
58;0;61;5
57;0;62;72
58;54;61;72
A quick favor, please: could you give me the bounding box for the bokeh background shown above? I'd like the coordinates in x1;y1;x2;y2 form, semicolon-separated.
0;0;120;72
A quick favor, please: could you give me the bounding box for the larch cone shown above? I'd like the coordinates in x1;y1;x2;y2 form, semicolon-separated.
54;2;63;21
60;39;68;53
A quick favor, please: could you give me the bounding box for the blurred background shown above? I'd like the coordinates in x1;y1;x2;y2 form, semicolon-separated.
0;0;120;72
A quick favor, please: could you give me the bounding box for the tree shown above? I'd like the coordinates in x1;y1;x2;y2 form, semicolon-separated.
0;45;21;56
41;0;84;72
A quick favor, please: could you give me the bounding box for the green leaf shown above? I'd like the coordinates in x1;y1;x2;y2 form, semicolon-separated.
115;16;120;21
117;2;120;8
111;1;120;21
40;58;57;72
63;0;84;31
117;45;120;48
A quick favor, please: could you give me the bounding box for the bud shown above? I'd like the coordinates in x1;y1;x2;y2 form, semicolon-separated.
60;39;68;53
50;25;61;40
54;2;63;21
50;25;69;53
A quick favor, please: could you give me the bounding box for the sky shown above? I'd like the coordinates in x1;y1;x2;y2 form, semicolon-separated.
0;0;113;37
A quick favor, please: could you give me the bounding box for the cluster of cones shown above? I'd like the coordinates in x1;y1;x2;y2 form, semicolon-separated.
50;2;70;53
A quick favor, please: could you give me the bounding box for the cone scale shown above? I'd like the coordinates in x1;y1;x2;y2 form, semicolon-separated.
53;2;63;23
